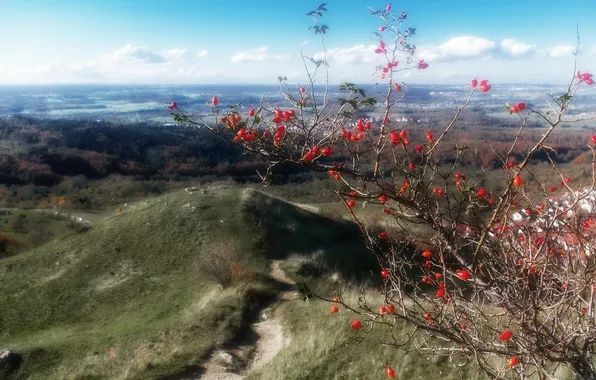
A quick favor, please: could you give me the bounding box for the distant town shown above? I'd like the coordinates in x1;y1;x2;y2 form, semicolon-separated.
0;84;594;128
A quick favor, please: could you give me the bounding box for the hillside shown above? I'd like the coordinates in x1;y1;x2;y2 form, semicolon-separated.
0;187;378;379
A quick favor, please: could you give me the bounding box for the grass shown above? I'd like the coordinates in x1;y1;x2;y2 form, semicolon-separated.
0;187;375;379
240;189;378;281
0;188;280;379
2;185;548;379
247;290;488;380
0;209;81;256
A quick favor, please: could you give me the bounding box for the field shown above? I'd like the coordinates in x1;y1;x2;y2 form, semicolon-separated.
0;186;499;379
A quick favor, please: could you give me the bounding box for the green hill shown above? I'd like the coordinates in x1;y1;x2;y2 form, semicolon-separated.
0;187;377;379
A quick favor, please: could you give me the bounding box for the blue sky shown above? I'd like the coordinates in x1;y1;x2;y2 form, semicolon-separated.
1;0;595;84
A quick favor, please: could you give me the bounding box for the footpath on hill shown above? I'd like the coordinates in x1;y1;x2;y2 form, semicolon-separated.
199;260;297;380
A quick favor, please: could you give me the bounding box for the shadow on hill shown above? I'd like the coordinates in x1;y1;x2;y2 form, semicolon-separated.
240;189;378;281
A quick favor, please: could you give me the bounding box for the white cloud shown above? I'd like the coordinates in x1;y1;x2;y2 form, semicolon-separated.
301;40;310;45
162;48;188;61
230;46;283;62
2;44;221;84
546;45;576;58
418;36;495;62
314;44;380;64
500;39;536;58
109;44;166;64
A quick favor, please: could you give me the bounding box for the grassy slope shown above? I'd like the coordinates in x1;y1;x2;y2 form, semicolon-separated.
0;189;275;379
0;187;377;380
0;209;78;252
248;291;488;380
0;186;522;380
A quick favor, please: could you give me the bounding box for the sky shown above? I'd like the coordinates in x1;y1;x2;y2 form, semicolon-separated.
0;0;595;85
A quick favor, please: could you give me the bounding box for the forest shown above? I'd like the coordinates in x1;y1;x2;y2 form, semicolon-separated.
0;114;592;210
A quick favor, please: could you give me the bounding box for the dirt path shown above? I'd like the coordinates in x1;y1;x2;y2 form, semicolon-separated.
199;260;296;380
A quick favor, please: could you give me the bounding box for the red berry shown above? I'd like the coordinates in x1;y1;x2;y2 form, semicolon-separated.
212;96;219;106
510;105;520;113
434;272;441;280
387;304;394;313
436;287;446;298
513;174;522;188
330;305;339;313
470;79;478;88
347;200;356;208
415;145;422;152
499;330;513;341
302;151;315;161
591;136;596;144
517;102;526;111
380;269;389;277
321;147;333;157
399;130;407;139
299;87;306;93
243;133;255;143
379;194;388;203
456;269;470;281
379;306;387;314
479;83;491;93
477;188;486;198
383;208;391;214
386;367;396;379
332;297;339;302
422;250;432;258
508;356;519;367
378;232;389;240
550;186;557;192
168;101;178;110
389;131;401;144
351;320;362;329
248;109;255;117
409;162;415;171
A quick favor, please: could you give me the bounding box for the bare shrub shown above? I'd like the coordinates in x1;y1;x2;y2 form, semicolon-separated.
197;241;249;288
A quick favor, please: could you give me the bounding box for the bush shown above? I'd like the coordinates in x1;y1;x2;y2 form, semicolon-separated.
172;3;596;379
197;241;250;288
